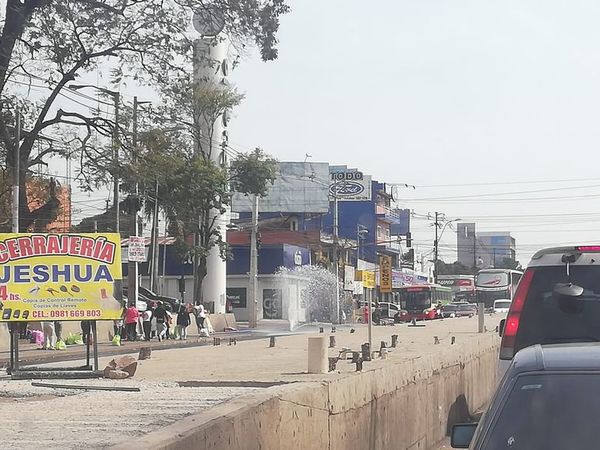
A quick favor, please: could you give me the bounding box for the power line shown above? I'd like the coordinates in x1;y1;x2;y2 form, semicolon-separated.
417;177;600;188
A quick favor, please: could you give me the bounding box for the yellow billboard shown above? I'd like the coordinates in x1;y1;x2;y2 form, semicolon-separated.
362;271;376;289
0;233;123;322
379;255;392;293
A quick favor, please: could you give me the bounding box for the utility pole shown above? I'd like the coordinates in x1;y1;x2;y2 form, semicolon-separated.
332;192;340;324
434;212;439;282
248;194;259;328
128;96;140;307
11;107;20;233
150;178;160;292
9;107;21;372
473;228;477;270
112;93;120;233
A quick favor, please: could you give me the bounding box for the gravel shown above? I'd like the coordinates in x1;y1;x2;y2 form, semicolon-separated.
0;375;258;449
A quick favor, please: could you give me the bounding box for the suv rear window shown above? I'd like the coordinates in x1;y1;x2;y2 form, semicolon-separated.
484;373;600;449
515;266;600;353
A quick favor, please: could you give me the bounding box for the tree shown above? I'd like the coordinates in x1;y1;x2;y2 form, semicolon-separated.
0;0;290;230
229;148;277;196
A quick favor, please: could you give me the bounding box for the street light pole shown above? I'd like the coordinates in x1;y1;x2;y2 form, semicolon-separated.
11;107;20;234
113;92;120;233
248;194;259;328
333;191;340;325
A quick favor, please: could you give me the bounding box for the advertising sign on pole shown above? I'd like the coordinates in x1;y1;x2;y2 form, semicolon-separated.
329;168;372;202
127;236;146;262
0;233;123;322
379;255;392;293
344;265;355;291
362;271;376;289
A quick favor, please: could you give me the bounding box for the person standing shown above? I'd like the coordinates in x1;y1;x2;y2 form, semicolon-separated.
194;303;206;334
54;321;63;342
42;321;57;350
142;308;153;341
165;308;173;340
176;303;191;340
124;304;139;342
81;320;91;344
154;301;167;342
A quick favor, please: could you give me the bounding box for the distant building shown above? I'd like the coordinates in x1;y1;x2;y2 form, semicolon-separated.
457;223;516;269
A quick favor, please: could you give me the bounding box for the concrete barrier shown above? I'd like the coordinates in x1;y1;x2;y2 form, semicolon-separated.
114;334;499;450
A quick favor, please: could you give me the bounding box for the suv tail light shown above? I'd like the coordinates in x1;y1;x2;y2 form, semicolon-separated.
577;246;600;252
499;268;535;360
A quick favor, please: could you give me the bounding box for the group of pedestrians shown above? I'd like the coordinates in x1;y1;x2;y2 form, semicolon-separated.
120;301;208;342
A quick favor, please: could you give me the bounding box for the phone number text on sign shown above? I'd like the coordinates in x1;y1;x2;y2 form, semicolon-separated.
31;310;102;319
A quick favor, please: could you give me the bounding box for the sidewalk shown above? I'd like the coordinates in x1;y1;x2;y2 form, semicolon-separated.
0;328;253;368
0;315;502;449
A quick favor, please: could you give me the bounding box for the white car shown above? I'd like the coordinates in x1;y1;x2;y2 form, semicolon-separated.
492;299;511;314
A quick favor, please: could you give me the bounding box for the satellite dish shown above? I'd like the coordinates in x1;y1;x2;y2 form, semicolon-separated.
192;6;225;37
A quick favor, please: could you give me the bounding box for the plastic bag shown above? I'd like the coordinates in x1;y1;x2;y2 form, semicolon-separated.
111;334;121;346
65;333;83;345
55;339;66;350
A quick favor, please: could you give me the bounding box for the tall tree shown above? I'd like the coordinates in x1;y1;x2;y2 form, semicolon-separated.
0;0;289;230
118;122;277;303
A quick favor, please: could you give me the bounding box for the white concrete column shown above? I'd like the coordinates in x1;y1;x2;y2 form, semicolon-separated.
193;37;229;313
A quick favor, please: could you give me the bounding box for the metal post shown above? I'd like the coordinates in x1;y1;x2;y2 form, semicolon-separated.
434;212;439;282
161;216;167;294
128;96;139;307
9;109;21;373
91;321;99;371
478;303;485;333
150;178;159;292
113;93;120;233
11;107;20;233
249;195;259;328
367;289;372;356
333;194;340;324
86;328;91;368
473;228;476;269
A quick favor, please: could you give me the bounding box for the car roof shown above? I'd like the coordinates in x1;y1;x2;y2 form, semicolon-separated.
529;246;600;267
512;343;600;373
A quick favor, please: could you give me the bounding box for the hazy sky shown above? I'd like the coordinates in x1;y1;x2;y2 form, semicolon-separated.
230;0;600;264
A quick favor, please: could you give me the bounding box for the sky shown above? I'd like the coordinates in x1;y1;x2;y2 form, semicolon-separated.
228;0;600;264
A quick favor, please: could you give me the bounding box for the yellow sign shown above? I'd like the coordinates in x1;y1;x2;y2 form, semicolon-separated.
0;233;123;322
379;255;392;293
362;271;375;289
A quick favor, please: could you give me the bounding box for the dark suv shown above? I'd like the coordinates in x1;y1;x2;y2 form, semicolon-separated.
499;245;600;372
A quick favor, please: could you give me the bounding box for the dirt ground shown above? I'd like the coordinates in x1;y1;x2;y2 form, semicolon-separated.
0;314;503;449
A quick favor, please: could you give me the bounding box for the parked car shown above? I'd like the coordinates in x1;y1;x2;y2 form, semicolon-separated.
440;303;460;318
492;299;511;314
376;302;403;320
498;245;600;374
452;343;600;449
456;303;477;317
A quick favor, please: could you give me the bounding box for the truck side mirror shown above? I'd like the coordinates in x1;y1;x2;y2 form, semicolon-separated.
498;318;506;337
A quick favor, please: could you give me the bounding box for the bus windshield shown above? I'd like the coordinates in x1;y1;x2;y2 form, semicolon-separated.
476;272;509;288
400;289;432;312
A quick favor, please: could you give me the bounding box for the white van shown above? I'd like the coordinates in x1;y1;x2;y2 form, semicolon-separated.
493;299;511;314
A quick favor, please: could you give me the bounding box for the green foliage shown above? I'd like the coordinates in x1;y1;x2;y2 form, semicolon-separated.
229;148;278;197
0;0;289;228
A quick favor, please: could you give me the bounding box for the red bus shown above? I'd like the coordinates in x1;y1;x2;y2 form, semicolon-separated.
397;284;453;321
